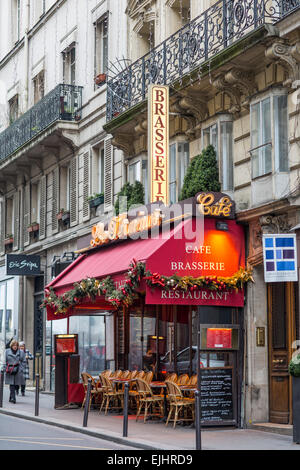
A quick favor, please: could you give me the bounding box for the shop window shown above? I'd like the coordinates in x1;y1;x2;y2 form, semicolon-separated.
8;95;19;125
202;118;233;191
250;93;288;178
33;70;45;104
169;142;189;204
63;45;76;85
94;15;109;78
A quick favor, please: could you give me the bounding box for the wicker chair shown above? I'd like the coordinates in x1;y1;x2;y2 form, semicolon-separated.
81;372;103;411
165;380;195;428
101;369;112;378
177;374;189;385
129;371;145;410
166;373;178;383
187;375;197;386
121;370;131;379
100;374;124;414
135;378;164;423
144;371;154;383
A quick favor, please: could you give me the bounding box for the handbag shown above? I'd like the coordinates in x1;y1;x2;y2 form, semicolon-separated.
6;363;19;376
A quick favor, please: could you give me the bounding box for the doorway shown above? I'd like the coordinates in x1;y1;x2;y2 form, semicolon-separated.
268;283;297;424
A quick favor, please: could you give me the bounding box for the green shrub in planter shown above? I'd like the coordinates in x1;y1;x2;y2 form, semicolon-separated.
289;354;300;377
114;181;145;216
179;145;221;201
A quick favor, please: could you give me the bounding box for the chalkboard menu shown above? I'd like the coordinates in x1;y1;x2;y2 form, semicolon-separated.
200;368;234;423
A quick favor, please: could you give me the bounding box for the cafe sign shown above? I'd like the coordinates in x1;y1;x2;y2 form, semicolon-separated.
148;85;169;205
197;192;235;219
6;254;41;276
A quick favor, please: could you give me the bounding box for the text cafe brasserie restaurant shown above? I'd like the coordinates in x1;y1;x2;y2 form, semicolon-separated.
44;191;252;426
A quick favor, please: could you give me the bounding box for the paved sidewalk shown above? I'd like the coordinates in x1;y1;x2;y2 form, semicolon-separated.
0;386;299;450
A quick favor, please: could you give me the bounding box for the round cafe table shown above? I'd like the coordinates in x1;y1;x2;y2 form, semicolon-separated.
150;381;168;421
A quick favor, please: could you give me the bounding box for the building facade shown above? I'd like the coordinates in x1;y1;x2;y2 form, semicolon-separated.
0;0;127;388
1;0;300;428
104;0;300;427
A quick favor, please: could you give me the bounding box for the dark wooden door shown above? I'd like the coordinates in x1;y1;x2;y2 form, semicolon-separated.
268;283;295;424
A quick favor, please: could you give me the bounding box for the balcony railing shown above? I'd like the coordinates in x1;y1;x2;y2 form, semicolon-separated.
0;84;83;162
107;0;300;121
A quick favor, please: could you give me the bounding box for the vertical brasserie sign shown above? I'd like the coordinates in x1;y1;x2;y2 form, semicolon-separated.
148;85;169;205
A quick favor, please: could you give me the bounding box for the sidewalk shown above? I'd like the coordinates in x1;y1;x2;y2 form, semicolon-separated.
0;386;299;450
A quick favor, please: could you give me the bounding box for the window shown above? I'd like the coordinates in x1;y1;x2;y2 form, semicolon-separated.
95;15;109;77
5;197;13;238
169;142;190;204
128;160;141;184
31;182;40;224
202;119;233;191
33;70;45;104
59;165;71;212
12;0;21;43
250;93;288;178
63;46;76;85
98;148;104;194
8;95;19;124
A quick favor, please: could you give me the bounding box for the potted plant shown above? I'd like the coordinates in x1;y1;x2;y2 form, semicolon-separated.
289;353;300;444
61;210;70;223
94;73;107;86
4;234;13;246
87;193;104;209
27;222;39;233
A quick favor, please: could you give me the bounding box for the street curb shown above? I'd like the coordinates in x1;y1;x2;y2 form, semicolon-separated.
0;409;180;450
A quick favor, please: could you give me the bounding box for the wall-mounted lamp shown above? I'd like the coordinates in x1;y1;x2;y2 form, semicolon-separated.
215;220;229;231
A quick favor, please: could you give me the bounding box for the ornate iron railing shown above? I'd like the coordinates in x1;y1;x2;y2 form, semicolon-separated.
0;84;83;162
107;0;300;121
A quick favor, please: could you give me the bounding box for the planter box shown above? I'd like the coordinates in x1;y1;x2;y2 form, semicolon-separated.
61;211;70;223
4;238;13;246
293;376;300;444
88;195;104;208
27;224;39;233
94;74;106;85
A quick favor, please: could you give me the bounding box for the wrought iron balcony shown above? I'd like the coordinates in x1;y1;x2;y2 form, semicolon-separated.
0;84;83;162
107;0;300;122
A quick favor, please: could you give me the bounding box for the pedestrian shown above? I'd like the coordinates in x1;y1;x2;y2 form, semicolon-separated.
16;341;33;396
4;339;26;404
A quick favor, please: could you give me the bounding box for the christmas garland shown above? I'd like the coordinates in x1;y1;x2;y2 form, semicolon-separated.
41;260;253;315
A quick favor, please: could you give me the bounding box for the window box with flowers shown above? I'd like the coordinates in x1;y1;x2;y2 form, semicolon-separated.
87;193;104;209
94;73;107;86
27;222;39;233
4;235;13;246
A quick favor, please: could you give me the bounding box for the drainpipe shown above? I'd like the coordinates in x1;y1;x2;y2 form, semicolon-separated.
24;0;30;111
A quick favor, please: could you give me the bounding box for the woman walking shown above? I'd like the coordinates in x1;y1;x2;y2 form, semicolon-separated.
4;339;26;403
16;341;33;396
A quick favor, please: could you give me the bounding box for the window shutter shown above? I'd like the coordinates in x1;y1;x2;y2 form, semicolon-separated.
104;138;113;212
13;191;20;251
82;152;90;222
23;184;31;247
52;167;59;234
70;156;78;227
0;200;5;255
39;175;47;240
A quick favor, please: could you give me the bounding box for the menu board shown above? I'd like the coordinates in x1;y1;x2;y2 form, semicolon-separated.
55;335;78;355
200;368;234;423
206;328;232;349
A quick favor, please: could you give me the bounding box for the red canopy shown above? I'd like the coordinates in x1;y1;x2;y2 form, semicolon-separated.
45;217;245;320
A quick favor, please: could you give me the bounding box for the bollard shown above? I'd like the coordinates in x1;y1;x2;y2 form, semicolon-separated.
35;374;40;416
195;390;202;450
0;369;4;408
123;382;129;437
83;378;92;428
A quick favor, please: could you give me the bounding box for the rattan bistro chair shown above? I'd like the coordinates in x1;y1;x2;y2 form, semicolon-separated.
135;378;164;423
144;371;154;383
166;372;178;383
81;372;103;411
165;380;195;428
129;371;145;410
177;374;189;385
100;374;124;415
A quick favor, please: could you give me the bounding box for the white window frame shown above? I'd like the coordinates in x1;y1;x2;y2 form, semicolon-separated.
250;89;289;179
201;115;234;192
94;14;109;77
62;45;76;85
169;139;190;204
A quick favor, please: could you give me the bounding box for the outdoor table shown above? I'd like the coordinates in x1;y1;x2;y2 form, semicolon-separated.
150;381;168;421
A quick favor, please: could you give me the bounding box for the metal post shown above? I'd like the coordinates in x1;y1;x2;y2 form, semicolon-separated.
0;369;4;408
196;311;202;450
83;378;92;428
123;382;129;437
35;374;40;416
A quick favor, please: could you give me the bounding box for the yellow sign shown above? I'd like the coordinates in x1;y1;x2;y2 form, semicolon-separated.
90;210;162;247
197;193;233;218
148;85;169;205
